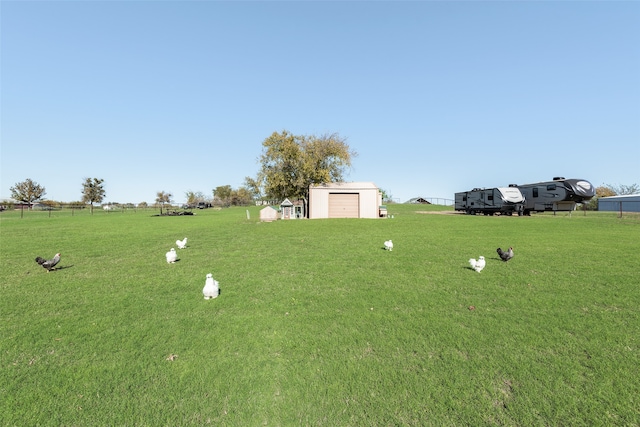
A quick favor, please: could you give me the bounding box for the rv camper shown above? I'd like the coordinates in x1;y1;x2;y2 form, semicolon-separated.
455;187;524;215
512;177;595;214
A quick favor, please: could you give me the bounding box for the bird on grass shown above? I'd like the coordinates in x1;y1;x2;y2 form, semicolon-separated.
166;248;178;263
497;247;514;262
35;253;61;272
469;256;486;272
384;240;393;251
203;273;219;299
176;237;187;249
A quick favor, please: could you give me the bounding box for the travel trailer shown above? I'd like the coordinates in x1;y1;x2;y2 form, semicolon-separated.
512;177;595;214
455;187;525;215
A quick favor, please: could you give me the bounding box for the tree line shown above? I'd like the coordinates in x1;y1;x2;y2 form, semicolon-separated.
6;131;637;214
6;130;356;214
8;177;107;214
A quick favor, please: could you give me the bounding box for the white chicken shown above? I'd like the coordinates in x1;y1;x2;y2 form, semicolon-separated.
384;240;393;251
469;256;486;273
166;248;178;263
203;273;219;299
176;237;188;249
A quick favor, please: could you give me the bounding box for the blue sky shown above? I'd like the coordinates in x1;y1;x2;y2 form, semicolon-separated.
2;1;639;204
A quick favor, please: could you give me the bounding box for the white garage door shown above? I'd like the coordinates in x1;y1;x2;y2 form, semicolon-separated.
328;193;359;218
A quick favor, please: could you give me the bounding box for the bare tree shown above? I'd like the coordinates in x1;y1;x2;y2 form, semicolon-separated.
156;191;173;215
605;183;640;196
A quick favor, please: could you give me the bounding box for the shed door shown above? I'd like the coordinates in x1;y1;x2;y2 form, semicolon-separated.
328;193;359;218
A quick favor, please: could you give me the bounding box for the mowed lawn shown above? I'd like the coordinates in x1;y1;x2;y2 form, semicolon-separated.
1;205;638;426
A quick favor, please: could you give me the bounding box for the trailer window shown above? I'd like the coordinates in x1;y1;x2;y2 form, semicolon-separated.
547;184;556;191
533;188;539;197
488;194;493;201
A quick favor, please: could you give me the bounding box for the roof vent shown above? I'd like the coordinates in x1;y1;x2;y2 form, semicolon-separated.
553;177;565;181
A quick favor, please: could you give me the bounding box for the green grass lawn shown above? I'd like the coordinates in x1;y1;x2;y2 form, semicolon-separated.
1;206;638;425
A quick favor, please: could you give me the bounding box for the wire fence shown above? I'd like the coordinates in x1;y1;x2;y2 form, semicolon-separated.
0;204;173;218
598;200;640;218
401;198;454;206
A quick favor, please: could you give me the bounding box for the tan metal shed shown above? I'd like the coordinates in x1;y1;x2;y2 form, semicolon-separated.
309;182;382;219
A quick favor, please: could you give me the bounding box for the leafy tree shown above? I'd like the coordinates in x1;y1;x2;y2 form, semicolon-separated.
68;201;85;209
138;201;148;209
185;191;206;207
585;183;640;210
230;187;253;206
256;130;356;204
380;189;393;203
243;176;262;201
81;178;106;214
155;191;173;214
211;185;252;207
185;191;197;206
213;185;233;206
10;178;46;209
585;186;615;210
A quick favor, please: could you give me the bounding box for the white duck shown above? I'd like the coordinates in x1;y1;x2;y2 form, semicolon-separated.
166;248;178;263
384;240;393;251
176;237;187;249
203;273;219;299
469;256;486;273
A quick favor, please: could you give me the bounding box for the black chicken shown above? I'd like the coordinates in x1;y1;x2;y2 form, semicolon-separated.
35;253;61;272
497;247;513;262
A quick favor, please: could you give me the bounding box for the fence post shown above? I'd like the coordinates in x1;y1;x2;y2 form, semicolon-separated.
619;201;623;219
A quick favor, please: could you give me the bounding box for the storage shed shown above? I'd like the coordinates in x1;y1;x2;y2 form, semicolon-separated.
259;206;279;222
308;182;383;219
598;194;640;213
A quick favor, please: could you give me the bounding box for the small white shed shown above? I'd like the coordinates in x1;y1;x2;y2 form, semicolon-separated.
259;206;279;222
280;198;305;219
308;182;383;219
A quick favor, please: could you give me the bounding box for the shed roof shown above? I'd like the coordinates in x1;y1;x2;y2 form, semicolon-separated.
310;182;378;190
599;194;640;201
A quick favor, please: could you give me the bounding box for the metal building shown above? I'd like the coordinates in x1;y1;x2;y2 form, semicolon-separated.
598;194;640;213
308;182;383;219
